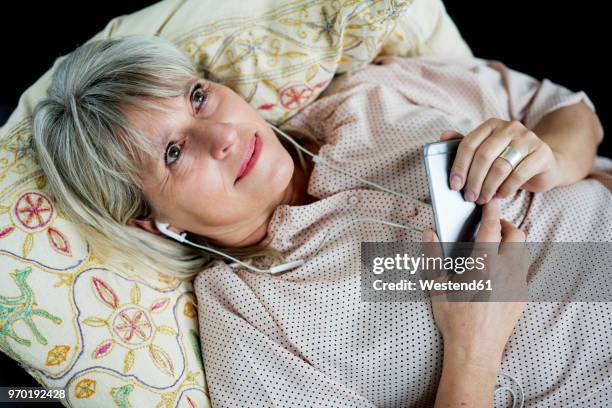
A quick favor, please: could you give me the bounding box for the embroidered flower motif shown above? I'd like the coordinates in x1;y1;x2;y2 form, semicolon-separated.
74;378;96;399
13;192;54;231
45;345;70;366
83;278;178;377
112;306;153;344
279;83;314;110
4;191;72;257
310;7;339;46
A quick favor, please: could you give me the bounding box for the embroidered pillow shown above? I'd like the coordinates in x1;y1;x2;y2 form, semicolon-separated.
0;0;470;406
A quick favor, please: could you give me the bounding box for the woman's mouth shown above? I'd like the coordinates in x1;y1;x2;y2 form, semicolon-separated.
235;133;262;184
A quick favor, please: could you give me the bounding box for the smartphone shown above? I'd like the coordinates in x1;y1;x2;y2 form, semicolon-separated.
423;139;482;258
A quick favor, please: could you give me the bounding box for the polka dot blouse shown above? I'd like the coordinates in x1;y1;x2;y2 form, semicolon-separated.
194;55;612;407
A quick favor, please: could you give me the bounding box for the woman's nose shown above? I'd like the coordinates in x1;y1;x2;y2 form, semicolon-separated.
205;122;239;160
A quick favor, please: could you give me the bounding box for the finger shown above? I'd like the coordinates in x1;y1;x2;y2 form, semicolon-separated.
477;157;513;204
449;119;502;192
439;130;463;141
464;123;525;203
500;219;526;243
477;137;532;204
421;229;448;296
475;198;502;244
498;218;526;253
422;228;439;244
498;219;529;288
422;229;443;268
495;148;544;198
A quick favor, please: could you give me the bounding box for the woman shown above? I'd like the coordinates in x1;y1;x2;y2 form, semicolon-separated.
32;35;610;406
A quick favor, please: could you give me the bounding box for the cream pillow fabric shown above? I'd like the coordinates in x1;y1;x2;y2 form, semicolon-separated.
0;0;471;406
2;0;471;131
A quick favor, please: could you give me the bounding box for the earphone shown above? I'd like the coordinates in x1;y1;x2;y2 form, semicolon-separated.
154;221;305;274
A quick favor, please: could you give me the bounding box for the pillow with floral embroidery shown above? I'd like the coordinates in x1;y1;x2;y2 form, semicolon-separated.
0;131;208;407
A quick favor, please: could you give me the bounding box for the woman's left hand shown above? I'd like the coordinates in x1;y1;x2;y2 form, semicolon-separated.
441;118;562;204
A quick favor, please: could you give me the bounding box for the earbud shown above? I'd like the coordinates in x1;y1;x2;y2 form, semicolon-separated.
155;221;187;243
154;220;304;275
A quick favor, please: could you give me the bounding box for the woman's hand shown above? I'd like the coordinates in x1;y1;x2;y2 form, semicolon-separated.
425;198;527;362
440;118;562;205
425;199;528;407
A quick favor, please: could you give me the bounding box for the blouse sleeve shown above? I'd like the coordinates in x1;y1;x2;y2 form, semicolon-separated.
193;269;378;408
485;60;597;129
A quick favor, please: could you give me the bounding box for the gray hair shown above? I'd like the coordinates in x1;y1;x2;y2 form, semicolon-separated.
32;35;287;278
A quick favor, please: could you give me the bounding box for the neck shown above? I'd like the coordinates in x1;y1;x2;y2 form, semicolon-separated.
285;147;317;207
233;142;317;247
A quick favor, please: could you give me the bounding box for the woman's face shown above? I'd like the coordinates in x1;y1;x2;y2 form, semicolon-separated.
125;77;296;247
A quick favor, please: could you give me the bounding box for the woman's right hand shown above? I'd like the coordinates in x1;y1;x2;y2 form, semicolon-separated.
424;199;528;407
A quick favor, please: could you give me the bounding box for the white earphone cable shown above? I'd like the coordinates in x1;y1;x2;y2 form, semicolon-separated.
268;123;431;208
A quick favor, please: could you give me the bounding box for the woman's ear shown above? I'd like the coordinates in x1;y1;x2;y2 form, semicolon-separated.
128;217;167;237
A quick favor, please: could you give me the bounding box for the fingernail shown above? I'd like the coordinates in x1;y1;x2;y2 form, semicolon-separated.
450;174;462;191
422;230;433;242
464;190;477;202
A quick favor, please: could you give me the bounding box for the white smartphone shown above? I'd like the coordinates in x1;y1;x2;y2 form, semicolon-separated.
423;139;482;257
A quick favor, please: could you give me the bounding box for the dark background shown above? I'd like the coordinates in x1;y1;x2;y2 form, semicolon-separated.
0;0;609;399
0;1;609;158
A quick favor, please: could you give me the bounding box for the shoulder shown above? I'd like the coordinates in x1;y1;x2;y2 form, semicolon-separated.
193;260;231;300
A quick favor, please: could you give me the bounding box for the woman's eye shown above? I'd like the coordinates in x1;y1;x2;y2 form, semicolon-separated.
191;86;209;111
165;142;183;166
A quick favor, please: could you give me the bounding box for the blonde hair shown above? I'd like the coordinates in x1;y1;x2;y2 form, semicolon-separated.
31;35;304;279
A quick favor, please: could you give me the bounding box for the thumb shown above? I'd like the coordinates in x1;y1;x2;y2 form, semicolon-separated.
421;229;447;294
439;130;464;141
